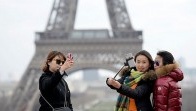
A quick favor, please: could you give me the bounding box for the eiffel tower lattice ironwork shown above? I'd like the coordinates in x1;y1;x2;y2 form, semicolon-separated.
3;0;143;111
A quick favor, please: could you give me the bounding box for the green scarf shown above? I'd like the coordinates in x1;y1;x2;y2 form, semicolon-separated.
115;69;144;111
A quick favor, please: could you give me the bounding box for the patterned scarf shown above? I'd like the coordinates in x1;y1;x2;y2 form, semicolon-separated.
115;69;144;111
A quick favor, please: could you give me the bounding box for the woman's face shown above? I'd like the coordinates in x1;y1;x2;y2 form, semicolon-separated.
135;55;151;72
48;55;65;73
154;55;163;69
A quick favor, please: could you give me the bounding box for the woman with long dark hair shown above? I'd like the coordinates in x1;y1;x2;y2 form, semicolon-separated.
106;50;156;111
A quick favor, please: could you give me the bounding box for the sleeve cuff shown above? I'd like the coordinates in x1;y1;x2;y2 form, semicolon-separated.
60;70;65;75
61;71;68;76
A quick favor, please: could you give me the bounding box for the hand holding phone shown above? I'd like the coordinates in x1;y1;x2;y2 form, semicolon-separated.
125;53;134;68
60;53;74;72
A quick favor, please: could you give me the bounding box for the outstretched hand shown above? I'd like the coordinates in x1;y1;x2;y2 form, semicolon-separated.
60;53;74;72
106;77;121;89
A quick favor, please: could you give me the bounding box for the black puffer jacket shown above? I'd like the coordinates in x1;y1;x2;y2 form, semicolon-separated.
39;70;73;111
106;67;155;111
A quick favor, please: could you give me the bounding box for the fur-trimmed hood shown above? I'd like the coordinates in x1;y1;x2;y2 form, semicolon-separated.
119;66;157;81
155;63;184;81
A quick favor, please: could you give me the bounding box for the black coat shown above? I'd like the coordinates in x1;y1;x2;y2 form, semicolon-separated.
39;70;73;111
107;67;155;111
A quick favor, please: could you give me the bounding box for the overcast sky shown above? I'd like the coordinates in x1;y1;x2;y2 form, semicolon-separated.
0;0;196;81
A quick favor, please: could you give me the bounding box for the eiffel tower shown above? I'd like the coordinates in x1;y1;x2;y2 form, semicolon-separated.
3;0;142;111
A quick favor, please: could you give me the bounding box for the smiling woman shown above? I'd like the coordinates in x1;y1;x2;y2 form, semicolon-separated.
106;50;155;111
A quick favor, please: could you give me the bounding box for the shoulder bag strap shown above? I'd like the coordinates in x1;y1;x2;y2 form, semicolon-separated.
62;78;68;107
40;93;55;110
40;78;68;110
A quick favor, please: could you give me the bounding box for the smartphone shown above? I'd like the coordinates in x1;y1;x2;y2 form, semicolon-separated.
125;53;135;67
67;53;73;59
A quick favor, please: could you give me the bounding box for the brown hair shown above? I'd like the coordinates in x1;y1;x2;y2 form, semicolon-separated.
42;51;66;72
